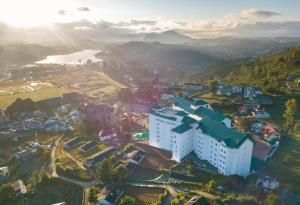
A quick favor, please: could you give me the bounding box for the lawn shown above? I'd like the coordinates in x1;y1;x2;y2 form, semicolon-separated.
0;87;70;109
12;178;83;205
67;142;108;161
56;149;93;181
264;133;300;194
121;186;165;205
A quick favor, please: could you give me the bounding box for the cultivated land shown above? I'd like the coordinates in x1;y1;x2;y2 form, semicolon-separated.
0;67;125;109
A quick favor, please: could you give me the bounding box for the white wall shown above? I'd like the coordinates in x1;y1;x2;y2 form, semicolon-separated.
149;113;179;151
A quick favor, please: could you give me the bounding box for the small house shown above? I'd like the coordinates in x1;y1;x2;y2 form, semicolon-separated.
79;140;97;153
0;166;9;176
13;180;27;197
63;137;80;149
256;175;279;192
98;184;123;205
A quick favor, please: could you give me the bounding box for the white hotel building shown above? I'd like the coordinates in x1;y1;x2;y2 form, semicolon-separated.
149;97;253;176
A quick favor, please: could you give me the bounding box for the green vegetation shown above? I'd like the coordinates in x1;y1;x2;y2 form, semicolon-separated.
284;99;299;132
122;186;165;205
56;150;93;181
0;87;70;109
222;47;300;94
98;158;128;184
15;177;83;205
187;60;244;82
206;180;217;193
88;187;100;203
264;193;280;205
240;118;252;132
0;183;15;204
119;196;135;205
98;158;113;183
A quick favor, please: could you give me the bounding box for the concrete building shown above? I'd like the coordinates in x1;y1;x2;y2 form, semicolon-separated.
149;97;253;177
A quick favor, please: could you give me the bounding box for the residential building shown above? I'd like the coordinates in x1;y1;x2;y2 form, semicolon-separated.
149;97;253;176
13;179;27;197
256;175;279;192
81;103;114;133
98;184;123;205
0;166;9;176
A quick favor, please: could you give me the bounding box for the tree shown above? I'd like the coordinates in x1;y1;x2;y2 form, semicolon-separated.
284;99;298;131
98;159;112;183
119;196;135;205
206;180;217;193
265;193;280;205
284;99;298;119
0;183;15;204
88;187;100;203
240;118;251;132
112;165;128;183
208;80;218;92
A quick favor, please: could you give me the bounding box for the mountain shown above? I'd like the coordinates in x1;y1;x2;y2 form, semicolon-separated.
143;30;194;44
110;41;221;81
0;44;56;65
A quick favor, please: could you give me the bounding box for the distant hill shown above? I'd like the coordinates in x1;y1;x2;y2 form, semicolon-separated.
0;44;63;66
113;41;220;80
189;47;300;94
144;30;194;44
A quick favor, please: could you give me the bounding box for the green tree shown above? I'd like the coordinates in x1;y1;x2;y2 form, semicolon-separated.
240;118;252;132
88;187;100;203
112;165;128;183
284;99;299;131
208;80;218;92
0;183;15;204
206;180;217;193
98;159;112;183
264;193;280;205
119;196;135;205
284;99;298;118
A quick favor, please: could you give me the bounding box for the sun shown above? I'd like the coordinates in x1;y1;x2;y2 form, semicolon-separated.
0;0;76;27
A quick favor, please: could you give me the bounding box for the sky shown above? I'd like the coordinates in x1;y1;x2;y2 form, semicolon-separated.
0;0;300;38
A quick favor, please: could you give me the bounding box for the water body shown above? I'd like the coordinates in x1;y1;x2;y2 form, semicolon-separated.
36;49;103;65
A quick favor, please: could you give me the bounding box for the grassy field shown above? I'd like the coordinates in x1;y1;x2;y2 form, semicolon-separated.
265;133;300;194
12;178;83;205
0;69;125;109
56;149;93;181
0;87;70;109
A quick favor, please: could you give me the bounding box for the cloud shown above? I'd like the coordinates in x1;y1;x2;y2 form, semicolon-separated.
77;7;90;12
58;10;67;15
241;9;281;19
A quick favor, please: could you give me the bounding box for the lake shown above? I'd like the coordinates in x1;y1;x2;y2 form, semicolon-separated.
36;49;103;65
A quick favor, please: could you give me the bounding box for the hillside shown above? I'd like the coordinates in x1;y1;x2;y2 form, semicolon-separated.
113;41;220;80
223;47;300;93
143;30;194;44
189;47;300;94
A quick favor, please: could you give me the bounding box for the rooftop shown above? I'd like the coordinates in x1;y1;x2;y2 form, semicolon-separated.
171;123;192;134
198;117;249;148
194;107;227;122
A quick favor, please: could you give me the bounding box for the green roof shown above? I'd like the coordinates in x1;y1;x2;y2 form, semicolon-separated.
219;86;232;93
198;117;249;148
174;97;194;113
135;132;149;139
174;97;208;113
175;111;188;116
171;123;192;134
193;99;208;106
182;115;198;124
194;107;226;122
150;110;177;121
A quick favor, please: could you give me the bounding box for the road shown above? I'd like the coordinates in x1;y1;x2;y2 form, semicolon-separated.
193;190;219;200
48;135;99;188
